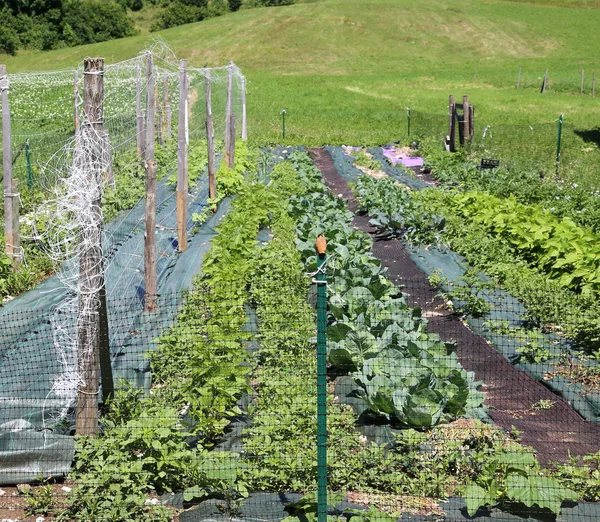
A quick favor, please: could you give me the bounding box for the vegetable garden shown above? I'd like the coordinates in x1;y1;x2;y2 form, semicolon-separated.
2;46;600;522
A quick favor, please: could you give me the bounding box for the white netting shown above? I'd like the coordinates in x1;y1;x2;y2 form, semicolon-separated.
1;43;246;427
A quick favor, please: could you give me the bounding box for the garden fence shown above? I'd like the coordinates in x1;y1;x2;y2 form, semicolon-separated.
0;277;599;521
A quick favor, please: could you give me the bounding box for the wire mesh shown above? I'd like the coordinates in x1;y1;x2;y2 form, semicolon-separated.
0;275;598;519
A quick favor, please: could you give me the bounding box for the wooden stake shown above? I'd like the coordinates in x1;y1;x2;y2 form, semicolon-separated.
225;62;233;168
448;94;455;152
144;53;157;312
516;66;521;90
157;104;164;147
206;70;216;202
581;69;585;95
228;113;236;168
1;64;19;269
469;104;474;139
76;57;110;436
144;161;157;312
74;70;80;134
177;60;188;252
136;64;144;158
541;69;548;93
462;95;470;144
164;72;171;139
241;76;247;140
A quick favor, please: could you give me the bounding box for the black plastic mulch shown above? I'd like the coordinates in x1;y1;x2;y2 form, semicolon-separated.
308;147;600;465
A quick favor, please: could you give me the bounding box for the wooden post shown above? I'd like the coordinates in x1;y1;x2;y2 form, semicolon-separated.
74;70;80;134
224;62;233;168
164;72;171;140
516;66;521;90
1;65;19;269
156;67;163;147
541;69;548;93
144;161;157;312
177;60;188;252
593;73;596;98
157;104;164;147
205;70;216;202
462;95;470;144
136;64;144;158
469;105;474;140
241;76;247;140
76;57;111;436
448;94;455;152
228;113;236;168
581;69;585;95
144;53;157;312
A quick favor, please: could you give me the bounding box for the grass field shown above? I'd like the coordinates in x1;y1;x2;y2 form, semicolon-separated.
2;0;600;149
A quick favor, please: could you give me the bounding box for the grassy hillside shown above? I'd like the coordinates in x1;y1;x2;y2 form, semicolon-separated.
2;0;600;146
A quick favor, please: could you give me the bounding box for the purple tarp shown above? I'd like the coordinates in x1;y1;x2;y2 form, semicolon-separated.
382;147;424;168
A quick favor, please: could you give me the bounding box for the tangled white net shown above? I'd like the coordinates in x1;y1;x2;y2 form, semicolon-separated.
4;43;246;426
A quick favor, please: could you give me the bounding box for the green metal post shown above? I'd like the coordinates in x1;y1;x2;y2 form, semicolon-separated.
556;114;563;173
25;139;32;189
281;108;286;141
407;106;411;138
316;245;328;522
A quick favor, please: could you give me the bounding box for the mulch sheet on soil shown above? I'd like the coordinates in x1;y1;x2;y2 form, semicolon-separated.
308;147;600;465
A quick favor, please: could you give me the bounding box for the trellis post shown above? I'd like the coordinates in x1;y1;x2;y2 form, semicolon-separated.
76;57;113;435
241;76;247;140
144;53;157;312
1;64;20;269
136;63;144;158
177;60;189;252
225;61;233;168
206;70;216;202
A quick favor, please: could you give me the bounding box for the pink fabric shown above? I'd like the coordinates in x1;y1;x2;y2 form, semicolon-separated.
382;147;423;168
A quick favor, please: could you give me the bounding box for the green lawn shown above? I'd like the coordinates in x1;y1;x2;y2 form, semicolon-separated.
2;0;600;151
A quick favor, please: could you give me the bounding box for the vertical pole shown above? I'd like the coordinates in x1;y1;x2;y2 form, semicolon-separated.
177;60;188;252
542;69;548;94
448;94;456;152
144;53;157;313
164;72;171;140
462;95;470;145
241;76;247;140
25;139;32;189
206;71;216;203
593;73;596;98
76;57;110;435
225;62;233;168
556;113;563;173
1;64;18;269
315;234;328;522
581;69;585;95
157;104;164;147
407;106;411;138
281;109;286;141
516;66;521;90
74;70;80;134
469;104;474;139
136;64;144;158
228;113;236;168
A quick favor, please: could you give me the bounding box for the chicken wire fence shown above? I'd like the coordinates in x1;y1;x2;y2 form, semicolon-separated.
0;278;599;520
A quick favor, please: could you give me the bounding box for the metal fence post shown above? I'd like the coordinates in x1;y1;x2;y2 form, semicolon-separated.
315;234;328;522
407;106;411;138
281;108;286;141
